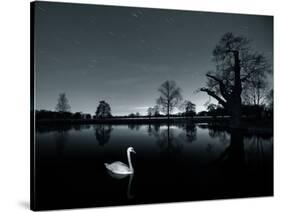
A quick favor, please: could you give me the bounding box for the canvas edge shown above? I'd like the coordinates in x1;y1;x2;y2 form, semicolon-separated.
30;1;36;211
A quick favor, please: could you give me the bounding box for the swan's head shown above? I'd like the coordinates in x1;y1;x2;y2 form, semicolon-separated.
128;147;136;154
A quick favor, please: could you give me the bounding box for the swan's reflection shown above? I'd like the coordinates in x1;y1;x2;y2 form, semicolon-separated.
106;171;135;199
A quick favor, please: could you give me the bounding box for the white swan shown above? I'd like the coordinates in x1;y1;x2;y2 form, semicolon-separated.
104;147;136;175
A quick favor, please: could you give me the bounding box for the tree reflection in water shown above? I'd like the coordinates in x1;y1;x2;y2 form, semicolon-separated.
147;123;161;136
151;124;184;155
94;124;113;146
128;124;141;131
209;127;272;196
148;123;199;155
243;133;273;168
199;124;230;145
221;130;245;168
177;123;197;143
54;125;72;156
209;126;273;168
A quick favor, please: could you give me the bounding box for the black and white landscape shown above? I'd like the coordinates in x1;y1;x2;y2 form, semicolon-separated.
31;1;273;211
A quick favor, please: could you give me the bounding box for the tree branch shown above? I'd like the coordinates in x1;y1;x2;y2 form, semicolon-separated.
206;74;230;100
200;88;227;107
240;69;258;82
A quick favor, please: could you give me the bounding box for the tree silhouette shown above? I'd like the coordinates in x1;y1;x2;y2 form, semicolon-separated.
156;80;182;120
200;32;270;127
206;103;217;113
128;113;136;118
147;107;153;118
55;93;71;112
73;112;82;119
153;105;160;116
95;100;112;118
180;100;196;116
266;89;273;110
242;69;268;105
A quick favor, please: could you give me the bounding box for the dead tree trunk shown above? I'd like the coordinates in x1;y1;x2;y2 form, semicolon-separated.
228;51;242;128
200;50;242;128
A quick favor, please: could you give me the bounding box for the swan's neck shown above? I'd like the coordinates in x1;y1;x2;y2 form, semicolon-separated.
127;150;133;172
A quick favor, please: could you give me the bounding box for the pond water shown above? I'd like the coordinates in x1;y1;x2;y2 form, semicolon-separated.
35;123;273;210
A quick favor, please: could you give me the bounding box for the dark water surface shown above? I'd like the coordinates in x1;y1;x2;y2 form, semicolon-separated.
35;123;273;210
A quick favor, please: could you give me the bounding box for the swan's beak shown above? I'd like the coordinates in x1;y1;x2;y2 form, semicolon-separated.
132;149;136;154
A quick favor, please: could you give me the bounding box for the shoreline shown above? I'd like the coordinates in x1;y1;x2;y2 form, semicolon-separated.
36;116;230;124
36;116;273;134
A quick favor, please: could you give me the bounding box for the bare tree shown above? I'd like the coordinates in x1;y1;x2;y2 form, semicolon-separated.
157;80;182;120
199;32;271;127
55;93;71;112
242;70;268;105
266;88;273;110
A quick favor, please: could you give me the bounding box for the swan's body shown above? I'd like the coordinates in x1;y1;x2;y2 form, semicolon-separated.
105;161;133;175
105;147;135;175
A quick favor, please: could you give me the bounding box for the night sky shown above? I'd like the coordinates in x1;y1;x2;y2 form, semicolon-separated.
34;1;273;115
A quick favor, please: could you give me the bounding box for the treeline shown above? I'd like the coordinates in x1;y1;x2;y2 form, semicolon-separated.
36;103;272;121
197;104;272;119
36;110;92;120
